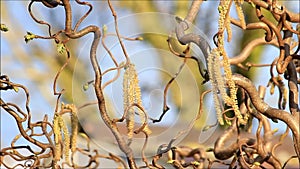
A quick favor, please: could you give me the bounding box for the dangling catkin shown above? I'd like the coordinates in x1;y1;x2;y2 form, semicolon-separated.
234;0;246;29
123;63;135;142
133;71;151;135
62;103;78;153
216;0;247;125
123;63;151;143
58;113;70;164
53;114;62;161
70;106;78;153
208;49;225;125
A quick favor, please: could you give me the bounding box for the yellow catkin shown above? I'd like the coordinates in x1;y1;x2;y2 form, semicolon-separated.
64;104;78;152
53;114;62;161
234;0;246;29
123;63;152;142
70;107;78;153
218;1;231;34
223;53;245;124
133;70;151;135
207;49;225;125
217;0;247;125
218;0;232;43
225;18;232;42
283;88;287;108
58;114;70;164
213;53;229;102
123;63;135;142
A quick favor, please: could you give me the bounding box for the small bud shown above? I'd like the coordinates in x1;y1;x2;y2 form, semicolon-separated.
175;16;183;23
191;161;200;166
79;132;88;139
136;36;143;41
253;162;261;166
225;119;232;126
167;160;175;164
202;125;212;132
24;32;36;43
0;24;8;32
102;25;108;35
272;128;279;134
206;147;214;152
13;86;19;93
83;83;89;91
56;43;66;54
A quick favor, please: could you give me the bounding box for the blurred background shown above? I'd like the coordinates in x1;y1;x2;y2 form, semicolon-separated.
1;1;299;167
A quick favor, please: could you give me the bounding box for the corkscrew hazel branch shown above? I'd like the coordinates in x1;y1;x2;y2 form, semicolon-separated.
0;78;32;128
175;1;246;125
60;0;138;167
28;1;53;35
246;0;300;23
150;40;193;124
151;56;187;123
175;16;211;83
167;36;208;84
107;0;130;63
231;74;299;157
100;26;143;89
2;0;298;167
73;0;93;32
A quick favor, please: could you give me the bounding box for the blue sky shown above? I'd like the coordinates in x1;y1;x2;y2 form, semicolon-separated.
1;1;299;166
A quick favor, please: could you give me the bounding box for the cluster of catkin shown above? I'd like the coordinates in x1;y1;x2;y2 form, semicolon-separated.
208;0;248;125
53;103;78;163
